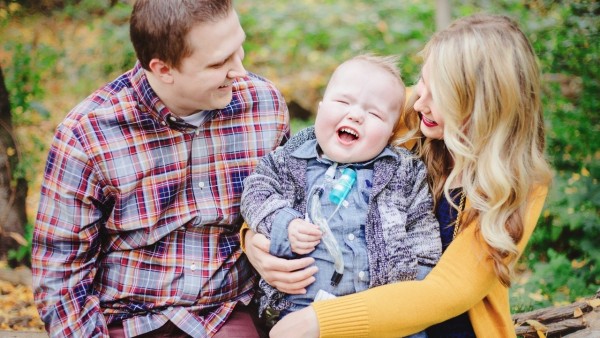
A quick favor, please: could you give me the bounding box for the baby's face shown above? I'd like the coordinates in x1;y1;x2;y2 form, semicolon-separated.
315;60;403;163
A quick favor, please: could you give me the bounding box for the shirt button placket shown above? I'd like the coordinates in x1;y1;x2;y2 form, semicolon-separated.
181;231;202;304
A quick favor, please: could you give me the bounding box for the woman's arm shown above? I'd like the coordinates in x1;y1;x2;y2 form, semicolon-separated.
271;223;489;338
271;186;548;337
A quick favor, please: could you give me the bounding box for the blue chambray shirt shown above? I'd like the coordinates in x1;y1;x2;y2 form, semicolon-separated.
269;139;398;313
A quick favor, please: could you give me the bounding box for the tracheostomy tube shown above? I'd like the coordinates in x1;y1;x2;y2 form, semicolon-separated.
306;166;356;287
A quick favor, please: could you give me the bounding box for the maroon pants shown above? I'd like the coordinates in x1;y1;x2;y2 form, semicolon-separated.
108;303;267;338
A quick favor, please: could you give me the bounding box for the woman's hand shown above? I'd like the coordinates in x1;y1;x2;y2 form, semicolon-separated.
270;306;320;338
244;230;318;294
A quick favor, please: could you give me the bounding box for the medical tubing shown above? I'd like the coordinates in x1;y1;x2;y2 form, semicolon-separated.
307;187;345;280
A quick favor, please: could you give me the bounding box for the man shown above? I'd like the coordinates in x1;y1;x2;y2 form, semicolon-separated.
32;1;289;337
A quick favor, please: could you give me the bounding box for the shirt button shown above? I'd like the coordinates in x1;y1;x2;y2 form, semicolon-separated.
190;263;196;271
168;306;174;311
348;233;355;241
358;271;365;279
161;121;167;126
195;129;200;136
169;116;177;122
198;182;205;188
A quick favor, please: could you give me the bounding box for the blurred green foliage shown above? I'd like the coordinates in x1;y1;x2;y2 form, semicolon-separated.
237;0;435;113
519;0;599;308
1;0;598;311
4;41;57;182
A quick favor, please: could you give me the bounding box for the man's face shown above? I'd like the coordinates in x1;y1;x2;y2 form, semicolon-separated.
315;60;403;163
169;9;247;115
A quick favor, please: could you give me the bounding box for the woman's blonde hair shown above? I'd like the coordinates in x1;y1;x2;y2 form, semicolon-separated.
395;14;552;286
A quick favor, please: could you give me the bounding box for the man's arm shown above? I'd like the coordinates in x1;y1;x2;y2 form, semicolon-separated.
32;127;108;337
243;230;317;295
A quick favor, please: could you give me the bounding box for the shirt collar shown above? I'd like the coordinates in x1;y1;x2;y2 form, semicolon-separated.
291;139;398;167
130;62;170;121
129;61;235;130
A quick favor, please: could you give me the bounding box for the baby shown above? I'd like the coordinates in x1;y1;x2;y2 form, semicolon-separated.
241;54;441;337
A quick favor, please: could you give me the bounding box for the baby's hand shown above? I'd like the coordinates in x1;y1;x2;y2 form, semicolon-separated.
288;219;322;255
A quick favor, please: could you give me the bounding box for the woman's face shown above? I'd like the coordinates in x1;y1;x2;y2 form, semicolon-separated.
413;61;445;140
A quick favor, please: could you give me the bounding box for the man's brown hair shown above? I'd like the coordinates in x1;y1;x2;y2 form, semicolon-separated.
130;0;232;70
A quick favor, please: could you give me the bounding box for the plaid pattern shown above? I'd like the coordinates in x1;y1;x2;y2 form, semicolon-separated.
32;62;289;338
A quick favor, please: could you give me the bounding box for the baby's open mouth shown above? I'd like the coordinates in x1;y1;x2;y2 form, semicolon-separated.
338;127;359;142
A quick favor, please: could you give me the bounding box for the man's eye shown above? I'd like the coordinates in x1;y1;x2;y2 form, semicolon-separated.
211;57;231;68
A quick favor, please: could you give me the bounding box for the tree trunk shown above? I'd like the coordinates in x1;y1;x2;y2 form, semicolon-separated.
435;0;451;31
0;65;28;263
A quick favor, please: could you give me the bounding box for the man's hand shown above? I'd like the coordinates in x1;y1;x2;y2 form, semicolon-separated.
288;219;322;255
270;305;320;338
244;230;318;294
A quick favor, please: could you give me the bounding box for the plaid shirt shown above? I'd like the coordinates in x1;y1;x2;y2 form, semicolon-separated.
32;62;289;338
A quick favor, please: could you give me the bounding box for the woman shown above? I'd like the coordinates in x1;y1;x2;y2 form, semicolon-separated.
244;13;552;337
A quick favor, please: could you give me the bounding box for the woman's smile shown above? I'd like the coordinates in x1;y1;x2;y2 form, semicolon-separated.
421;114;438;127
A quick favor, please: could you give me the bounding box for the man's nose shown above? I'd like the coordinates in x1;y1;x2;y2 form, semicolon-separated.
227;49;247;79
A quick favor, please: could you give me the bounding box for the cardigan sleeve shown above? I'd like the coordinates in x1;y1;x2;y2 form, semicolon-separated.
241;151;292;237
312;186;548;338
403;158;442;267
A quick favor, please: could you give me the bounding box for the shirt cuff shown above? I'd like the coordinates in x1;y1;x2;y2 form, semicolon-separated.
269;207;302;258
312;296;370;337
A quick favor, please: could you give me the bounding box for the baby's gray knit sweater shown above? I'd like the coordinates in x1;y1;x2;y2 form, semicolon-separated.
241;127;441;313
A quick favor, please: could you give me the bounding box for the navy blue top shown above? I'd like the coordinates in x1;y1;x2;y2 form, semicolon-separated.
426;188;476;338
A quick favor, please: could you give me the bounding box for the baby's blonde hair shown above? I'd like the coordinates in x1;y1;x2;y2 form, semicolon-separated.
397;14;552;286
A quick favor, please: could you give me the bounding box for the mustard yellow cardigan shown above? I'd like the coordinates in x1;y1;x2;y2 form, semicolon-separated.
311;186;548;337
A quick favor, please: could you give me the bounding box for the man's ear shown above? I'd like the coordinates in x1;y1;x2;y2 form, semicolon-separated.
148;58;174;84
